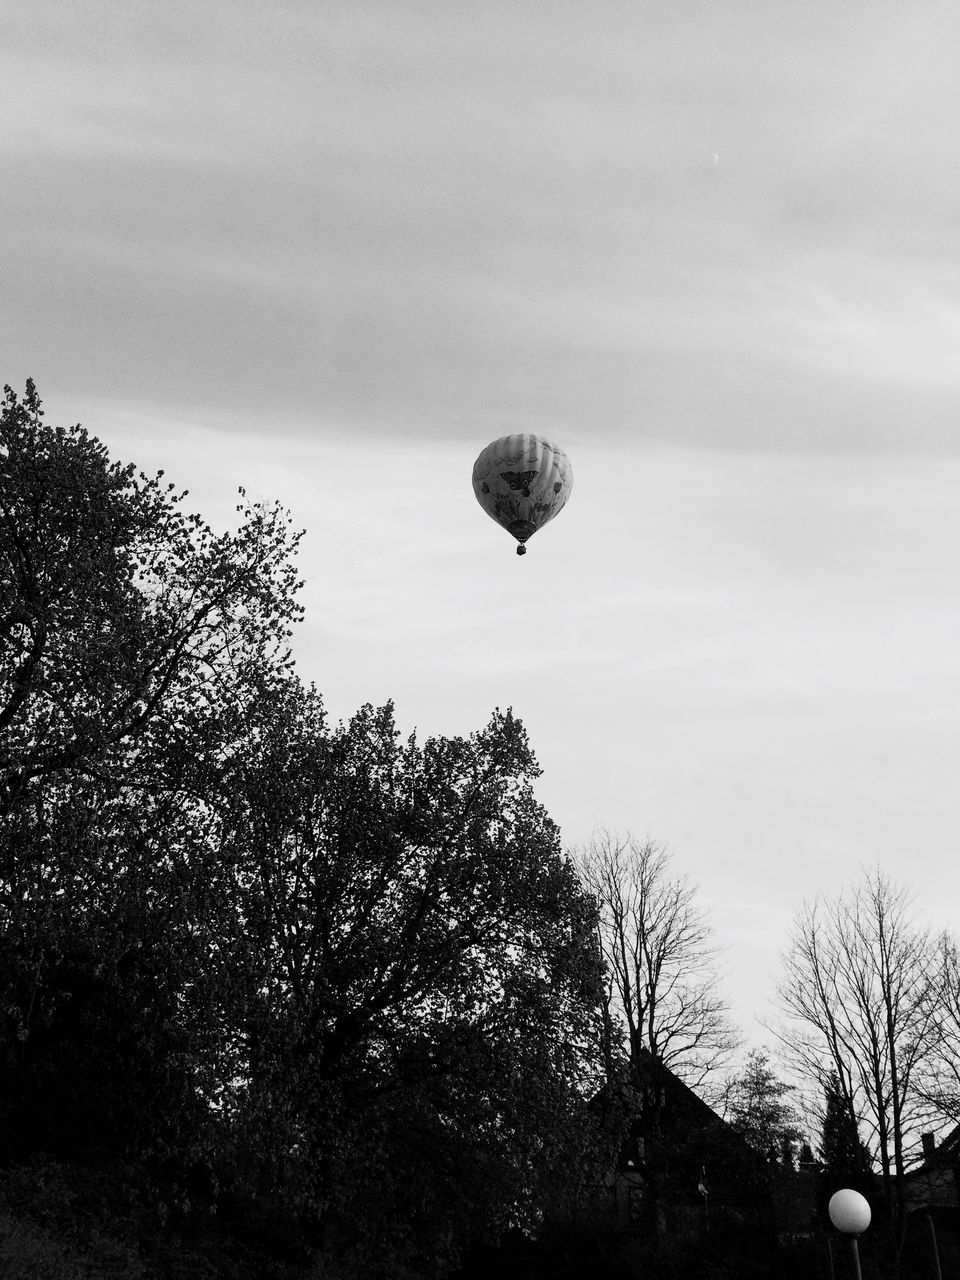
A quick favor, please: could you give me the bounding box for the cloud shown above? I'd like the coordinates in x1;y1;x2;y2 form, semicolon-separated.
4;1;960;450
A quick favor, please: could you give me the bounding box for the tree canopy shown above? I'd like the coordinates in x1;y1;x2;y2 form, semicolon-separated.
0;378;304;817
202;683;611;1264
0;382;616;1277
726;1050;803;1168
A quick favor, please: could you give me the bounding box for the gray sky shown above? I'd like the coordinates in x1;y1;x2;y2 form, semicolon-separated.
4;0;960;1038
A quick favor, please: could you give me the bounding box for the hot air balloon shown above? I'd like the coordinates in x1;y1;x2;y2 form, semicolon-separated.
472;434;573;555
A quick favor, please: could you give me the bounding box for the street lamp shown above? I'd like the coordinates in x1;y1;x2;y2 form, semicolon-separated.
828;1189;871;1280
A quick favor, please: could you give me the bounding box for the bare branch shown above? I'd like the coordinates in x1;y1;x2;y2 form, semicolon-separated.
572;827;739;1094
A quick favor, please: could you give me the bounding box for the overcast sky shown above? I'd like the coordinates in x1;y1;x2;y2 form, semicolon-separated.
4;0;960;1040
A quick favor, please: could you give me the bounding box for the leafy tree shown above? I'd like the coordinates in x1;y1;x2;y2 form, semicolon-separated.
574;829;738;1097
0;383;617;1275
797;1140;818;1170
0;379;304;1168
0;377;304;817
726;1050;803;1167
205;683;615;1274
0;770;229;1166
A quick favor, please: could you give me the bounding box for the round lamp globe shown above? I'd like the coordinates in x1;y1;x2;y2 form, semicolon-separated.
828;1189;871;1236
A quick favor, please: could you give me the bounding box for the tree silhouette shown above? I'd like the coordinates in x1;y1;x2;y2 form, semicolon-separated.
819;1071;873;1193
574;829;738;1098
776;870;941;1259
727;1050;803;1166
0;382;617;1275
0;378;304;818
212;685;613;1272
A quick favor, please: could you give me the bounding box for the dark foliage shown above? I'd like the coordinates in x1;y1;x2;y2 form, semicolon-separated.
818;1072;875;1201
0;383;617;1277
454;1212;827;1280
209;686;615;1274
726;1050;804;1167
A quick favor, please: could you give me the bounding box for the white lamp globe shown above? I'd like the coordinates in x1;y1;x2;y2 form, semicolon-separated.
828;1189;872;1235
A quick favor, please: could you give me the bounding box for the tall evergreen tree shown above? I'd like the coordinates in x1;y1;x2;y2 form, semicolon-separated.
819;1072;873;1194
727;1050;803;1166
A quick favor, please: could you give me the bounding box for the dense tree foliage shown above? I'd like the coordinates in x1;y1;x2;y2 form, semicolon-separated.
1;379;303;1176
0;383;617;1277
818;1072;873;1193
0;379;304;817
725;1050;803;1167
208;685;615;1272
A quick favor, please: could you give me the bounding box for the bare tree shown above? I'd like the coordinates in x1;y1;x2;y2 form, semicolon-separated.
917;932;960;1124
775;869;942;1254
574;828;738;1098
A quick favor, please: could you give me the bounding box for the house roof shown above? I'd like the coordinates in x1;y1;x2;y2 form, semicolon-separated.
912;1123;960;1172
593;1050;764;1182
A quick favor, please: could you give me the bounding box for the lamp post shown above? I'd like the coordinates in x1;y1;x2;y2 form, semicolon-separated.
828;1189;871;1280
924;1212;943;1280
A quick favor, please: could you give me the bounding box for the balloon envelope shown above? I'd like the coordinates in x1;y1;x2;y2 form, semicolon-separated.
472;434;573;553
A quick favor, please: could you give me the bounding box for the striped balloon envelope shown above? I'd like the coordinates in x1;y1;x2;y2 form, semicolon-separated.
472;434;573;555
